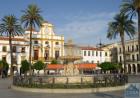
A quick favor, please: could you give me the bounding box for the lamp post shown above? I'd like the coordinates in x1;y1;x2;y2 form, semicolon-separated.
96;39;103;64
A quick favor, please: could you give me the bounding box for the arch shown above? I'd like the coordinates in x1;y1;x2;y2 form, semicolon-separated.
132;64;136;74
128;64;131;74
137;64;140;73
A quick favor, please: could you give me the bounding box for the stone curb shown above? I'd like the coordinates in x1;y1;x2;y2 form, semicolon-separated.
11;85;126;93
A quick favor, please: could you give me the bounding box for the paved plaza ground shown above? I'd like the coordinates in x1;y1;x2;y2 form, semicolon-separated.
0;78;125;98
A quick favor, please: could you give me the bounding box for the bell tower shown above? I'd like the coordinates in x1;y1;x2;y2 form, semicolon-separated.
40;21;55;35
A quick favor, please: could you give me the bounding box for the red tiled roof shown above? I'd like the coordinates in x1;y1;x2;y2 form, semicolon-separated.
47;64;64;70
0;37;27;42
77;63;96;69
80;46;102;51
47;64;96;70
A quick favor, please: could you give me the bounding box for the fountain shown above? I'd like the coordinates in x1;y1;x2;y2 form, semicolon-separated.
60;39;82;76
45;40;95;84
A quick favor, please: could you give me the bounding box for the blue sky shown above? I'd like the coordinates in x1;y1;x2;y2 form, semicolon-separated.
0;0;123;45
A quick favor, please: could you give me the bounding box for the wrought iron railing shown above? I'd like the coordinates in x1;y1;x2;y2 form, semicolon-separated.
13;74;128;88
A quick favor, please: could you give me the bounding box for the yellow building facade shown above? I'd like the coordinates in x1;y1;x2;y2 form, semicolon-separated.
25;21;64;62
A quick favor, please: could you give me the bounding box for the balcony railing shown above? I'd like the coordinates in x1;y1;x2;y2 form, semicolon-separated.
125;59;140;62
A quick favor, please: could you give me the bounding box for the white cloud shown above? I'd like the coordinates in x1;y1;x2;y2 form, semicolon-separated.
55;12;116;45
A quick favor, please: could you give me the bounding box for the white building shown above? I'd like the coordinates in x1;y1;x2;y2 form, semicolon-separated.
80;46;111;64
117;39;140;74
0;21;64;72
0;36;29;71
101;43;118;63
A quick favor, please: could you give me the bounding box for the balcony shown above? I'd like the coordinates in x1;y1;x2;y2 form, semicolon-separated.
126;59;140;63
119;49;139;54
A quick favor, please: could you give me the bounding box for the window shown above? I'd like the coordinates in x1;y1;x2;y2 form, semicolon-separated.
132;45;134;51
105;52;108;56
100;51;102;57
128;46;130;52
2;46;7;52
13;46;16;52
137;54;139;61
21;47;25;53
34;40;38;44
45;50;49;60
2;56;6;61
92;51;94;56
96;51;98;56
55;50;59;59
45;41;49;44
55;42;59;45
132;54;135;61
119;48;121;53
136;45;139;51
88;51;90;56
84;51;86;56
34;50;39;60
120;56;122;62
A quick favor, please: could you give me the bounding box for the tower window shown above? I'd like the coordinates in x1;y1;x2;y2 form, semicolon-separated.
45;41;49;44
55;42;59;45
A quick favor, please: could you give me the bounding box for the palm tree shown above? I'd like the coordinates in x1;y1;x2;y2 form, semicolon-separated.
21;4;43;75
107;13;136;73
121;0;140;60
0;15;22;75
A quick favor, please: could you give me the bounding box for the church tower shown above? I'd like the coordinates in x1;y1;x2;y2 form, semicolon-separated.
40;21;55;36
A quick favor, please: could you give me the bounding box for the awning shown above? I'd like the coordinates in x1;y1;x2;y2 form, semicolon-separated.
47;64;64;70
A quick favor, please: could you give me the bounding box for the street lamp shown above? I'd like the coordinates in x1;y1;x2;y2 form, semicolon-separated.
96;39;103;64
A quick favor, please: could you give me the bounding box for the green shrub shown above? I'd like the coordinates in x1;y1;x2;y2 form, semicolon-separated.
51;59;58;64
33;61;44;74
99;62;121;72
0;60;9;70
0;60;3;69
21;60;30;74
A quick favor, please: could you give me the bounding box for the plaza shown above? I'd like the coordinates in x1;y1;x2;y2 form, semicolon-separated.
0;78;124;98
0;0;140;98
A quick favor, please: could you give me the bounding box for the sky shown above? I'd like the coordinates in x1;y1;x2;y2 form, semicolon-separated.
0;0;125;46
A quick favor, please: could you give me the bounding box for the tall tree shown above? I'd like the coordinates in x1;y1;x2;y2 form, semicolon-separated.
21;4;43;75
107;13;136;73
0;15;22;75
121;0;140;60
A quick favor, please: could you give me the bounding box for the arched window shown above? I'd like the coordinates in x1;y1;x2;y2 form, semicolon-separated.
55;42;59;45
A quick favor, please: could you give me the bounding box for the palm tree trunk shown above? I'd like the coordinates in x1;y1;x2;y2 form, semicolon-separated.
29;24;33;75
9;32;14;76
137;9;140;61
121;35;126;74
